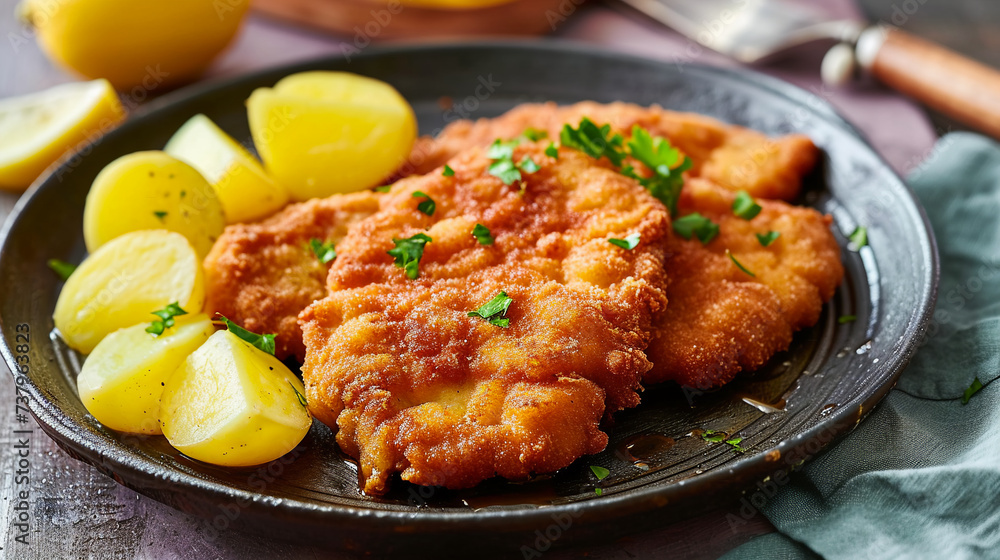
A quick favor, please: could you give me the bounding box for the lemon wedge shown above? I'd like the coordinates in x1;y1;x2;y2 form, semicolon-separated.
0;79;125;191
165;114;289;224
247;71;417;201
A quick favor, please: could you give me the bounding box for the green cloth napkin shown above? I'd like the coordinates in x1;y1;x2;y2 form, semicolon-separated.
722;132;1000;560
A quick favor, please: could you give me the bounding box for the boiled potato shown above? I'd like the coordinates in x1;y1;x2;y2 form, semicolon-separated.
160;330;312;466
83;151;225;257
77;314;214;434
53;230;205;354
164;114;289;224
247;71;416;201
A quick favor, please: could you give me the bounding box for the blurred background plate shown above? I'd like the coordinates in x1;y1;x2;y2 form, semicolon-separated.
0;42;937;554
254;0;568;38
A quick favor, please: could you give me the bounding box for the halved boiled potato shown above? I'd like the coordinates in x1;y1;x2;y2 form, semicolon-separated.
77;314;215;434
83;151;225;257
160;330;312;466
164;114;289;224
53;230;205;354
247;71;416;201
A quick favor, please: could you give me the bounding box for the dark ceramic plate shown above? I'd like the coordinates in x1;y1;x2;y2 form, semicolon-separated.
0;42;937;554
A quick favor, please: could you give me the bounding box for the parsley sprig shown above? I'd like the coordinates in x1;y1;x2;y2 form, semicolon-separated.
442;165;455;177
756;231;780;247
732;191;762;220
621;126;692;216
589;465;610;496
487;139;540;186
309;238;336;264
412;190;436;216
47;259;76;281
701;430;745;453
146;302;188;336
962;377;984;405
560;119;626;166
608;233;641;250
388;233;432;279
472;223;494;246
727;250;756;277
849;226;868;251
673;213;719;244
559;120;692;215
218;314;277;355
468;291;513;328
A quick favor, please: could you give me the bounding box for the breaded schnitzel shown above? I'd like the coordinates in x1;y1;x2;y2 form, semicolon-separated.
400;101;817;201
646;179;843;389
299;142;670;493
203;191;380;360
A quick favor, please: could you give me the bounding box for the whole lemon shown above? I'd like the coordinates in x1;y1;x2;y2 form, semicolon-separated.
17;0;250;90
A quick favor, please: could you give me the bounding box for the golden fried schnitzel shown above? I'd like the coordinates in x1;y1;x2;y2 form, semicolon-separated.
400;101;817;201
203;191;380;360
204;103;821;363
299;142;670;493
645;179;843;389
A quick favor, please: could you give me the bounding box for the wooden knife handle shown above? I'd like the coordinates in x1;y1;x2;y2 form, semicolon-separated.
857;26;1000;139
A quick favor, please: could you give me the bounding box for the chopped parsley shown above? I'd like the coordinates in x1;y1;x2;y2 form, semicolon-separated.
387;233;432;279
521;127;548;142
47;259;76;281
702;430;745;453
756;231;781;247
725;437;746;453
472;223;494;246
560;118;625;166
590;465;610;496
485;139;540;186
374;185;392;193
732;191;762;220
146;302;188;336
849;226;868;250
442;165;455;177
673;213;719;244
608;233;641;250
560;119;693;215
218;314;277;355
309;238;336;264
153;210;168;222
545;142;559;159
962;377;984;405
623;126;692;215
701;430;726;443
518;156;540;174
289;382;308;410
412;190;436;216
727;250;756;277
838;315;857;324
468;291;513;328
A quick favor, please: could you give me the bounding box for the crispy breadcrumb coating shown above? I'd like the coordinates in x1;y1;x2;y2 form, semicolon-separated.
203;192;380;360
400;101;817;200
299;143;670;493
645;179;843;389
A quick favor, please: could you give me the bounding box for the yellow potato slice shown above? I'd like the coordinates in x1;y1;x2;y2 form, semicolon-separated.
164;114;289;224
247;71;416;201
53;230;205;354
160;330;312;467
77;314;215;434
83;151;225;257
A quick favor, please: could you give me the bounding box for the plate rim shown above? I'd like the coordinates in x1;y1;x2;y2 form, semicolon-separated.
0;39;940;535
